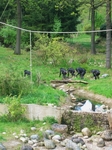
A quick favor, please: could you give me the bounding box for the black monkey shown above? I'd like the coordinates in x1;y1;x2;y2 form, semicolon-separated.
59;68;67;79
24;70;31;77
68;68;75;77
91;69;100;80
76;67;86;79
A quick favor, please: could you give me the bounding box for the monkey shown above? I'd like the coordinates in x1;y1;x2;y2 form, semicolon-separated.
76;67;86;79
24;70;31;77
59;68;67;79
68;68;75;77
91;69;100;80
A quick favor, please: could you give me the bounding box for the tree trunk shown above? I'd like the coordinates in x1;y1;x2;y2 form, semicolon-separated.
14;0;21;55
106;0;111;68
91;0;96;54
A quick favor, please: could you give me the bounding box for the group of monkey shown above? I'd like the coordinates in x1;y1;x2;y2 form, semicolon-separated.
59;67;100;80
24;67;100;80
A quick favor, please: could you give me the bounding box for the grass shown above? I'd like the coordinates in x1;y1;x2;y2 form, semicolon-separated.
0;37;112;104
0;118;57;142
0;34;112;143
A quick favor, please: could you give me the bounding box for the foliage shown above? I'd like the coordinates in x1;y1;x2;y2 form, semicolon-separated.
52;15;62;38
0;22;16;47
95;12;105;29
0;67;32;97
0;0;81;33
34;34;69;65
1;95;26;122
43;116;58;124
73;114;103;132
0;32;112;106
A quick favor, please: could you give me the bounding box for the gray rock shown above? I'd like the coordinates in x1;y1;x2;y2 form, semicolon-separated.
97;138;105;147
52;135;62;143
60;139;69;147
65;139;81;150
0;143;7;150
101;130;112;141
30;134;39;140
44;130;54;139
71;137;85;145
44;139;56;149
21;144;33;150
107;146;112;150
52;123;68;133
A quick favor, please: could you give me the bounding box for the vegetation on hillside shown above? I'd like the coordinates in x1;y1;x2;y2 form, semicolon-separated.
0;33;111;105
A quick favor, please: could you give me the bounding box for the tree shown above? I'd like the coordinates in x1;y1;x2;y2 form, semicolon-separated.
106;0;111;68
90;0;96;54
21;0;80;32
14;0;21;55
78;0;105;54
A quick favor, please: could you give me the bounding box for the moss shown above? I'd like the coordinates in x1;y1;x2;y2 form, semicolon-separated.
73;114;103;132
73;115;82;132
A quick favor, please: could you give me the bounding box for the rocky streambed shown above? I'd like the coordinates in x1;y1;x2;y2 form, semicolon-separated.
1;123;112;150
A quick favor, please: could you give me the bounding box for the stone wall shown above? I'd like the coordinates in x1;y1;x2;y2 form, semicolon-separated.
61;110;109;133
0;104;64;122
0;104;110;132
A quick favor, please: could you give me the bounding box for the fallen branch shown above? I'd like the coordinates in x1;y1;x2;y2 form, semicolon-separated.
51;80;88;84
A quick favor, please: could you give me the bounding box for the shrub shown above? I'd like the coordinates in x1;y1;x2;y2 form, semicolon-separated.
1;95;26;122
34;34;69;66
0;68;32;96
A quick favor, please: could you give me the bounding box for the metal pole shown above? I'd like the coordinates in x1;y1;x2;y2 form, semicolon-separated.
30;31;32;83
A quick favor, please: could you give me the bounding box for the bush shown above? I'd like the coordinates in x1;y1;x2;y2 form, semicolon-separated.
0;24;16;47
0;95;26;122
0;68;32;96
34;34;69;66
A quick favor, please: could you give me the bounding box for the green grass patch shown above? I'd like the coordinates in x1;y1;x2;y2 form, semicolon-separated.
0;118;57;142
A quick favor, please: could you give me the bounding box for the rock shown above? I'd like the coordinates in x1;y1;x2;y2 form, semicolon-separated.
28;140;33;145
52;123;68;133
71;136;85;145
52;135;62;143
107;146;112;150
44;139;56;149
31;127;36;131
101;130;112;141
60;138;69;147
101;74;109;78
107;109;112;129
65;139;81;150
44;130;54;139
20;137;29;143
81;128;92;137
36;141;44;146
30;135;39;140
21;144;33;150
97;138;105;147
0;143;7;150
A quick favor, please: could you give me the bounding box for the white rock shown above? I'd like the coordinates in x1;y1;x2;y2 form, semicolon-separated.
31;127;37;131
82;127;92;137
